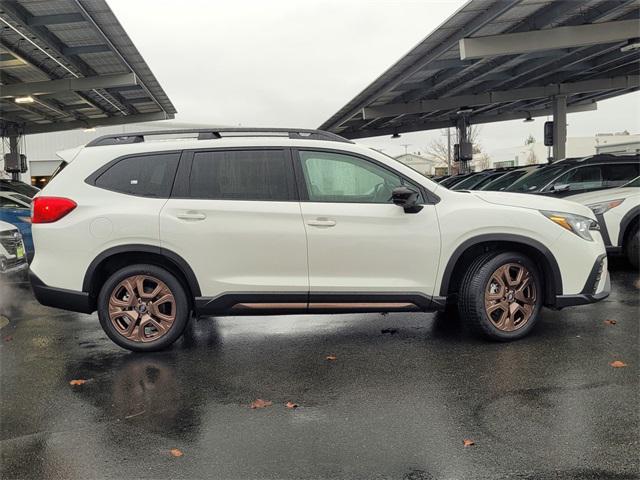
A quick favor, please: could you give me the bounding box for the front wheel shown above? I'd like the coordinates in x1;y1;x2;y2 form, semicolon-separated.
458;252;543;341
97;264;190;352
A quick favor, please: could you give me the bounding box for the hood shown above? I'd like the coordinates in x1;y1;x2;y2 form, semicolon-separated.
471;190;595;219
568;187;639;205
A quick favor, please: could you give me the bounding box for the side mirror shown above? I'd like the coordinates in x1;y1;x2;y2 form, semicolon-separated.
391;186;423;214
552;183;570;193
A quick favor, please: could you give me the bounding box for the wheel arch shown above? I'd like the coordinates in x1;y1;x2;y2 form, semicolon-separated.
618;206;640;247
439;234;562;306
82;245;201;304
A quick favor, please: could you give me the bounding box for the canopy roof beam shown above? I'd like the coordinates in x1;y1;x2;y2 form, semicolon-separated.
363;75;639;119
459;19;640;60
0;73;138;98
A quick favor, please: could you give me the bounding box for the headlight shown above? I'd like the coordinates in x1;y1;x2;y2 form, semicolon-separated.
586;198;624;215
541;210;599;241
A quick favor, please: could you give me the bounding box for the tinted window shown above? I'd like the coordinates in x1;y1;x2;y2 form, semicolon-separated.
602;163;640;187
95;153;180;198
0;197;26;209
551;165;603;192
299;150;417;203
189;150;290;201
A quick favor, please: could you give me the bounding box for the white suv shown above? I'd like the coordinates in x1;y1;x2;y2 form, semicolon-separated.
29;129;610;351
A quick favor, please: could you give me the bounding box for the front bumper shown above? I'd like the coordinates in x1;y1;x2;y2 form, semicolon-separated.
29;271;95;314
1;259;28;281
554;254;610;308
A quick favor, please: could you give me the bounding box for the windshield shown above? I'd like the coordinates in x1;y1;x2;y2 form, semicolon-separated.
622;176;640;188
0;179;40;197
505;165;571;192
440;174;472;188
480;169;527;191
451;173;488;190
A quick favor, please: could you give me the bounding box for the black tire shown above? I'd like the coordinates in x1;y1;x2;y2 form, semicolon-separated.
97;264;190;352
458;251;543;341
624;222;639;269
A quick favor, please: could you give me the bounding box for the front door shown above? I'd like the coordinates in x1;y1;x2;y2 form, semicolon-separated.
160;148;308;308
293;149;441;309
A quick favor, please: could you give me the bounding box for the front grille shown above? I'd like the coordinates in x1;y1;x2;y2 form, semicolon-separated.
0;232;20;256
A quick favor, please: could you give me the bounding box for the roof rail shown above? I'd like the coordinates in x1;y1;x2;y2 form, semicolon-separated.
85;128;354;147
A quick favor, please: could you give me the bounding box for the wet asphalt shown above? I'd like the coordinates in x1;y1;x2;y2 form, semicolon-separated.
0;260;638;480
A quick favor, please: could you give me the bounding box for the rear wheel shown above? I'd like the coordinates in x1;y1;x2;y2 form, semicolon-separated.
624;222;639;269
97;264;190;352
458;251;543;341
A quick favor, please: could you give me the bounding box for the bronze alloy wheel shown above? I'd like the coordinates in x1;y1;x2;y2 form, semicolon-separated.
108;275;176;343
484;263;537;332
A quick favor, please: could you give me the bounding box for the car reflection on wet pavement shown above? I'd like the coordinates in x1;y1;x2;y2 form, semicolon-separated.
1;261;638;480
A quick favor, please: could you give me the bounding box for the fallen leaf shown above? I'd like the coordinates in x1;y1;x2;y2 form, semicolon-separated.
463;439;475;447
610;360;628;368
325;354;337;361
381;328;398;335
250;399;273;409
285;401;299;409
604;319;617;325
69;379;87;386
170;448;184;457
3;335;13;342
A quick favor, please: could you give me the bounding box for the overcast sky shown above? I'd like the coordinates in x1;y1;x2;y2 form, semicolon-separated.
107;0;640;157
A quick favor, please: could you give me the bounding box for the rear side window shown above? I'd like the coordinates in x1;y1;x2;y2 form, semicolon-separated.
188;150;291;201
94;153;180;198
602;163;640;187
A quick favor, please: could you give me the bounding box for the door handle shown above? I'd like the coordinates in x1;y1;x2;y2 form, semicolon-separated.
176;212;207;221
307;218;336;227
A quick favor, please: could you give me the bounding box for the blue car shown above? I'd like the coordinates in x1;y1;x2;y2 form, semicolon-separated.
0;192;33;261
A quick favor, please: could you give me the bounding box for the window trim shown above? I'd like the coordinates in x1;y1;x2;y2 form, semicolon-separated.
171;146;297;202
85;150;183;198
291;147;438;204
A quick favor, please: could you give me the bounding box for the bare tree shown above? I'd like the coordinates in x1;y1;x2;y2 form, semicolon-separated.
424;126;484;163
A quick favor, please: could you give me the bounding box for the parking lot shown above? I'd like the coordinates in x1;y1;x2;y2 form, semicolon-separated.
0;259;636;480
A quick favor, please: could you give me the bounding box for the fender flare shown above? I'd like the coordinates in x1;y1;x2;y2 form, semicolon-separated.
438;233;563;298
617;205;640;247
82;244;201;296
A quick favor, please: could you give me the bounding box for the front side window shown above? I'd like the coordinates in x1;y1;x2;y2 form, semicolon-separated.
603;163;640;187
298;150;416;203
188;150;291;201
94;153;180;198
550;165;603;192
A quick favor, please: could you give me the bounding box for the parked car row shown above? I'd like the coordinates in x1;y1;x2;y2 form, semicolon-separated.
0;179;38;277
434;153;640;266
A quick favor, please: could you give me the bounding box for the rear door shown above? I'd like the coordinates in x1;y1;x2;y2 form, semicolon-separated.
160;148;308;302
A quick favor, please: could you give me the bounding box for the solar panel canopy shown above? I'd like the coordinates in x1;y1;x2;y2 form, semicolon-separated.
320;0;640;139
0;0;176;135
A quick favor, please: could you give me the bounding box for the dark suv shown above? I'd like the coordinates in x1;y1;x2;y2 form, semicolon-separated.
505;154;640;197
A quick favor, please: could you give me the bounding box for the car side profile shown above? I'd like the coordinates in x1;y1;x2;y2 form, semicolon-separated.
570;176;639;268
505;154;640;197
29;128;610;352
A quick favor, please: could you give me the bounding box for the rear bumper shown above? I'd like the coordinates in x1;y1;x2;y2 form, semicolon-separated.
29;271;95;314
554;254;610;308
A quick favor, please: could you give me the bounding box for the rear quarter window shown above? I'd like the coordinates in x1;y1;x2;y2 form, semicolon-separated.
91;153;180;198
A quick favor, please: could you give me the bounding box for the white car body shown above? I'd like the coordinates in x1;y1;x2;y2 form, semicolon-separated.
28;129;610;348
569;181;640;252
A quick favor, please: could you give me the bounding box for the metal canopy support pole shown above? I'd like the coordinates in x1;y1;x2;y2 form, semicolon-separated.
456;115;471;174
552;95;567;161
8;135;20;181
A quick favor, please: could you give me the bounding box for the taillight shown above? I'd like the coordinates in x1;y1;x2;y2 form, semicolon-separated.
32;197;77;224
